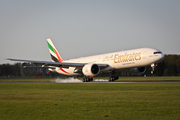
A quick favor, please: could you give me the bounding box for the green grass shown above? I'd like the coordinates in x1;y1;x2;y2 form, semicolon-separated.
0;83;180;120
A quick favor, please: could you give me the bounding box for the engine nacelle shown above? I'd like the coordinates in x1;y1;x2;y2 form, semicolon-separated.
82;63;100;76
130;67;146;75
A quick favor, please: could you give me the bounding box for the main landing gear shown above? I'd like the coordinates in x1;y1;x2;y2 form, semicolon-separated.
83;71;119;82
108;71;119;82
83;77;93;82
108;76;119;82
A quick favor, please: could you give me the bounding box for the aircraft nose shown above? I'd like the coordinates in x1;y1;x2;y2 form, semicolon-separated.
160;52;164;61
162;52;164;58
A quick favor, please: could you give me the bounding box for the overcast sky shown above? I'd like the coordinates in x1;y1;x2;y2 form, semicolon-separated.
0;0;180;64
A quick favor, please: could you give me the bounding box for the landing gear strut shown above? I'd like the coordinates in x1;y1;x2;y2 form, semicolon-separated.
108;71;119;82
151;63;156;74
83;77;93;82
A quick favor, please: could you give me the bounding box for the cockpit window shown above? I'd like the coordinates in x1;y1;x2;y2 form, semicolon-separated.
154;52;162;54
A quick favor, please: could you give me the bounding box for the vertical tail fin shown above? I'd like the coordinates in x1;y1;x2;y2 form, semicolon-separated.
47;38;63;62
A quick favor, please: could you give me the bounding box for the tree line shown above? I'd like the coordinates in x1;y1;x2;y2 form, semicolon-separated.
0;63;49;77
146;54;180;76
0;55;180;77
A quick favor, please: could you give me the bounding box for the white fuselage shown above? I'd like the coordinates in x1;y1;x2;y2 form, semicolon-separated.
54;48;164;76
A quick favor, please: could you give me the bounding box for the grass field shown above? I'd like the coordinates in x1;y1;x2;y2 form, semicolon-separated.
0;82;180;120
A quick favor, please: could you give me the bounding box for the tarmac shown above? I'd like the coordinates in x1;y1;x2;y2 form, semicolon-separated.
1;80;180;83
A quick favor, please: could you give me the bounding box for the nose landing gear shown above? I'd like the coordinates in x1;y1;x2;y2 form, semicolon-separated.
151;63;157;74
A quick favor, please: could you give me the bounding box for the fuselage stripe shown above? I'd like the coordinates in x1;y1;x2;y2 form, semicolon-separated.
60;68;69;74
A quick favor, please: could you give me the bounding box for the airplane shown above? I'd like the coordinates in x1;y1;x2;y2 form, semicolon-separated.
8;38;164;82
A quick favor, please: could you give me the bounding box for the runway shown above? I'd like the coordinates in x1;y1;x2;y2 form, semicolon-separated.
1;80;180;83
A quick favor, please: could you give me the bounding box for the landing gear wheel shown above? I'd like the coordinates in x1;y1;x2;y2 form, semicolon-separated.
108;78;113;82
108;76;119;82
108;71;119;82
83;77;93;82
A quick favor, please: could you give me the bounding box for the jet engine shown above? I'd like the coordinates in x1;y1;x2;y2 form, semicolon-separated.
130;67;146;75
82;63;100;76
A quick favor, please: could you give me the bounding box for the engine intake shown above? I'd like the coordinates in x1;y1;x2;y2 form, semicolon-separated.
82;63;100;76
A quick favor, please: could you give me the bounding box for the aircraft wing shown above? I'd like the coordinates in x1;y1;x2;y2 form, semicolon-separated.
8;58;109;68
